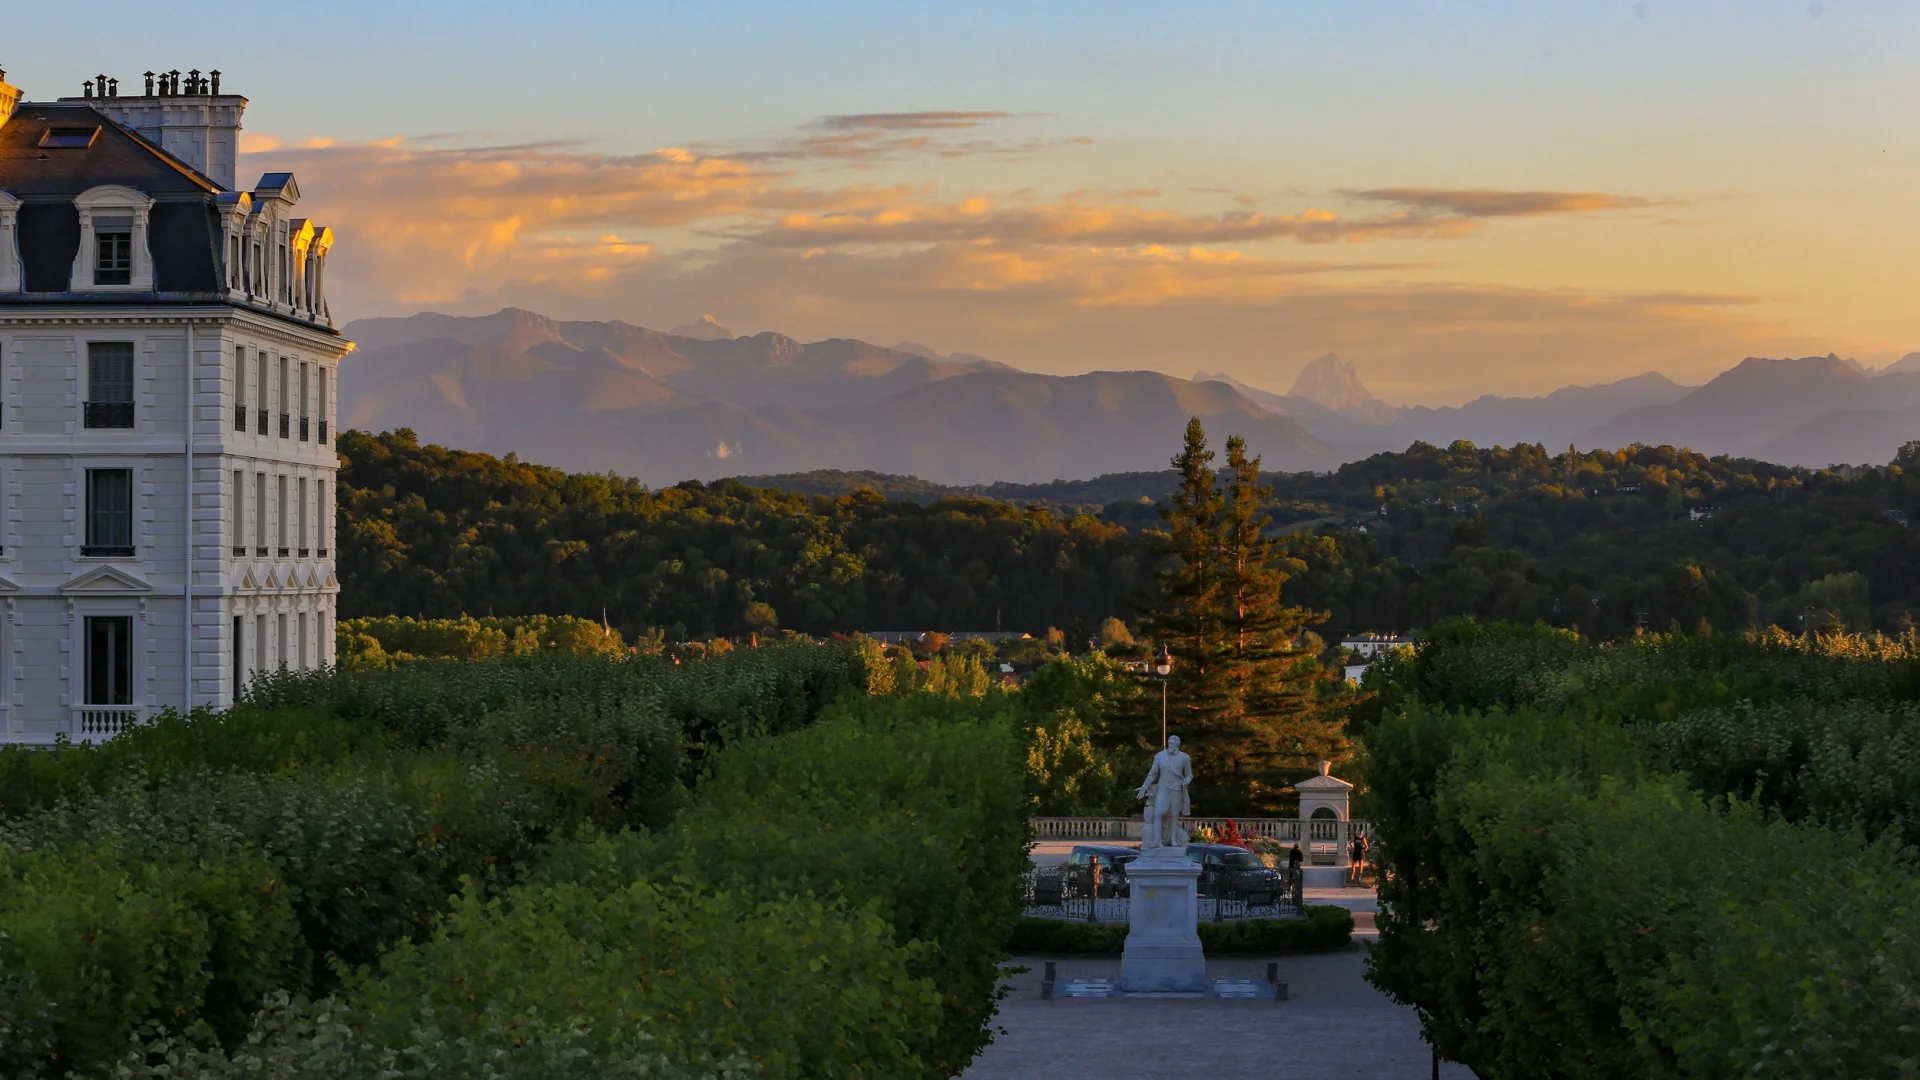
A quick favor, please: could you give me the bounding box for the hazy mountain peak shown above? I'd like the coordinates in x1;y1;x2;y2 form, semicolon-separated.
670;314;735;340
1286;353;1401;423
892;341;943;360
1881;352;1920;375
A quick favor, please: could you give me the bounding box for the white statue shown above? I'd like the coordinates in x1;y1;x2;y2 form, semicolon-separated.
1136;735;1193;850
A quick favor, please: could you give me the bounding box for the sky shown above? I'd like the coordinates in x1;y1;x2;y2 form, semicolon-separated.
9;1;1919;404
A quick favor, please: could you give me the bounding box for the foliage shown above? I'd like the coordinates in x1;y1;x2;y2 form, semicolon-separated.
170;694;1030;1079
1017;654;1138;815
339;431;1920;647
0;645;868;1078
1361;620;1920;1079
1129;419;1348;813
339;429;1142;640
338;614;625;668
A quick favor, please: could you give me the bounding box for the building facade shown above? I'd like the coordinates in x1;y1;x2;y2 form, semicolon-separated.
0;68;347;743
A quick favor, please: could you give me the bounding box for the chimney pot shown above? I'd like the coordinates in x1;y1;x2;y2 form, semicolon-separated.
83;79;94;99
209;70;221;95
108;77;119;97
143;71;155;96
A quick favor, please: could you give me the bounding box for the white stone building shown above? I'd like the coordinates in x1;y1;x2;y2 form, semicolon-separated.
0;68;347;743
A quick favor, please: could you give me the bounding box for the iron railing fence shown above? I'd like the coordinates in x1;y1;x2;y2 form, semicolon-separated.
1020;865;1305;922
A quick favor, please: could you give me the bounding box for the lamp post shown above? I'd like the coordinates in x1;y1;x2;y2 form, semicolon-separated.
1154;645;1172;746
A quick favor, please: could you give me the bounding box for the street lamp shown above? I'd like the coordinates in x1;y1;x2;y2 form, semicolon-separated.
1154;646;1172;746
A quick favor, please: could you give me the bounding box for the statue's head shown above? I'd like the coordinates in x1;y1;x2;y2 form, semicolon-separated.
1167;735;1181;750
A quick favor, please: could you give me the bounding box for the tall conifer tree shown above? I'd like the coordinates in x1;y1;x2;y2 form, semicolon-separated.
1128;420;1343;813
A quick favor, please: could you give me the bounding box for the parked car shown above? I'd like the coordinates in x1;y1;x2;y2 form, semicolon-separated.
1186;843;1287;904
1067;844;1139;897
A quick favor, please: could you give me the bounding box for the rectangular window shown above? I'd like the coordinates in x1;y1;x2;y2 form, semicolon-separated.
277;614;288;670
83;468;133;556
232;469;245;555
254;472;266;554
297;612;307;671
276;475;288;555
318;368;329;442
232;615;243;700
317;479;328;555
95;231;132;286
84;616;133;705
256;614;267;676
85;342;135;429
233;346;247;430
297;477;308;556
256;353;268;434
277;356;290;437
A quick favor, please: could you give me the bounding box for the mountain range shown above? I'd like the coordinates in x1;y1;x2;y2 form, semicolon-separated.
340;308;1337;484
339;307;1920;484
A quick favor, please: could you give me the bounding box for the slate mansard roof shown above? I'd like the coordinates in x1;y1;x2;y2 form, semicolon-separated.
0;100;337;332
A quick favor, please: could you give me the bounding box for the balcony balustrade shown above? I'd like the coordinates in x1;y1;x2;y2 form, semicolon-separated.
83;401;134;429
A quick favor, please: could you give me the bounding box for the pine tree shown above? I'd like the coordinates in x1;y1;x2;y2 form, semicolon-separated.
1214;435;1341;809
1133;418;1230;746
1127;420;1344;814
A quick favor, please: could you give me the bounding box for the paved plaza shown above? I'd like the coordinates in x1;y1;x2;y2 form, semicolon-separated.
964;945;1474;1079
968;883;1471;1078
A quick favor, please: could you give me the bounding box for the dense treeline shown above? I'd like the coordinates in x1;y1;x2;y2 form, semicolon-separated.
340;429;1140;641
1361;620;1920;1077
1276;440;1920;637
0;644;1032;1077
339;429;1920;641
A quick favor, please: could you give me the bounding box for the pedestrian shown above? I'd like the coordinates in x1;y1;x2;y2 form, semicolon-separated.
1348;834;1365;885
1287;842;1303;872
1357;833;1372;886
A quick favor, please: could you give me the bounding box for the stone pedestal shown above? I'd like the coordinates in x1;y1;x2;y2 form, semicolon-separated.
1119;848;1208;992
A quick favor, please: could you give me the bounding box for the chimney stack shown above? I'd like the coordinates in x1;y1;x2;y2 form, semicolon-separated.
67;68;249;189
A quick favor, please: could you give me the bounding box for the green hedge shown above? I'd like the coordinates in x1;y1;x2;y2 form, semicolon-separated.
1006;905;1354;954
0;644;870;1078
1362;623;1920;1079
115;692;1030;1079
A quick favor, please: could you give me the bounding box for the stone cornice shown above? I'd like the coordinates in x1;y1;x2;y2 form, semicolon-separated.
0;307;351;356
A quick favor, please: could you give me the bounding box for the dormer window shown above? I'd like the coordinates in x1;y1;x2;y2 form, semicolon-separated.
95;223;133;285
70;186;154;291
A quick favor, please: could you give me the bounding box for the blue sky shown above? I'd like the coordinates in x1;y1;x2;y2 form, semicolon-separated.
10;2;1917;400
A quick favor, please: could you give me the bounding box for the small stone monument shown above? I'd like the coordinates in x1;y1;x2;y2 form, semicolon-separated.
1294;759;1355;888
1120;735;1209;993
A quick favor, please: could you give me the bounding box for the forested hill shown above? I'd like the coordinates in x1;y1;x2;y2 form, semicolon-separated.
339;429;1920;641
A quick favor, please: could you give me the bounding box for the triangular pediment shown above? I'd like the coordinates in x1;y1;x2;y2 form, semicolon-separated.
60;565;152;594
0;574;19;594
304;566;319;589
324;569;337;589
239;565;259;590
262;567;280;590
1295;775;1355;791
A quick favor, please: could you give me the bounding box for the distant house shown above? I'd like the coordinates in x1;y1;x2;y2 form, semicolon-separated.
1339;632;1413;659
1688;506;1721;522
